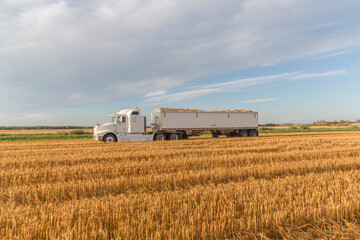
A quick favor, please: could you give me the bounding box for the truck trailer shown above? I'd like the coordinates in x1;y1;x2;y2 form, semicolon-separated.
93;108;258;142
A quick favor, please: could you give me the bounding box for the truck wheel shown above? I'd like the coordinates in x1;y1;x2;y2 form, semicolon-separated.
211;132;219;138
154;133;166;141
239;130;248;137
103;133;117;142
249;130;258;137
169;133;180;140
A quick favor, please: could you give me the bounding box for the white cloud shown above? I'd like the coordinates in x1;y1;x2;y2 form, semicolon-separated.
144;70;347;103
310;50;352;60
0;0;359;113
144;90;166;98
22;113;54;120
204;73;297;89
288;70;347;80
144;72;294;102
145;73;298;102
145;88;222;102
242;98;277;104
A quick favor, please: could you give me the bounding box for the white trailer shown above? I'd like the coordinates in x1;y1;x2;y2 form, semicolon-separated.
93;108;258;142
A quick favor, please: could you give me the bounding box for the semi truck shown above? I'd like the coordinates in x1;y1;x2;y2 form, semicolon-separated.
93;108;258;142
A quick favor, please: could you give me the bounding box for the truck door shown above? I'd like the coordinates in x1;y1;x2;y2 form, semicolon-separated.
116;116;128;133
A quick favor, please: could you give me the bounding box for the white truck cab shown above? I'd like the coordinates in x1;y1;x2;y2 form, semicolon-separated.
112;108;145;134
93;108;154;142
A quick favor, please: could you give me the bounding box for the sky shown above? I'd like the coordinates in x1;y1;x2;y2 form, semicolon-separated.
1;0;360;126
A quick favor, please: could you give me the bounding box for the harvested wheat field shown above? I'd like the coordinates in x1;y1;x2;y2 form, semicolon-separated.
1;132;360;239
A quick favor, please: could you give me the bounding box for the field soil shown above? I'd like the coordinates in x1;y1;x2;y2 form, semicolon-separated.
1;132;360;239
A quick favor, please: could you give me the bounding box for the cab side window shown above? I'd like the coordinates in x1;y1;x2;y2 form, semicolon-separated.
122;117;126;123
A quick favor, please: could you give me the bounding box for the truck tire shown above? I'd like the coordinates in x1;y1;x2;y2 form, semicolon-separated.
169;133;180;140
154;133;166;141
211;132;219;138
249;130;258;137
103;133;117;142
239;130;248;137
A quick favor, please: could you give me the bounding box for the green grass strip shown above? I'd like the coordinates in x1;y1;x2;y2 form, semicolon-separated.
0;133;93;142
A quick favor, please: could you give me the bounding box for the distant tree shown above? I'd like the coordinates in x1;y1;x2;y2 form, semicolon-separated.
289;124;298;130
263;123;280;126
316;120;327;126
300;125;310;131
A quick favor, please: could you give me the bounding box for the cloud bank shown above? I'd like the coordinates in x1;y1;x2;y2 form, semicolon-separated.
144;70;346;102
0;0;359;113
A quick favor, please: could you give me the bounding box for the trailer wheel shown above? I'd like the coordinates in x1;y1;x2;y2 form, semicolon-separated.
239;130;248;137
169;133;180;140
249;130;258;137
211;132;219;138
154;133;166;141
103;133;117;142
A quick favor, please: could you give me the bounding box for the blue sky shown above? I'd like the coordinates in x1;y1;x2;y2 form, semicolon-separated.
1;0;360;126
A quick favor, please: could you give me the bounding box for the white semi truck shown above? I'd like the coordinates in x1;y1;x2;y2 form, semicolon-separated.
93;108;258;142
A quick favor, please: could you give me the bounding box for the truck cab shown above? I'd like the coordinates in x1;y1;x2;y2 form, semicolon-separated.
93;108;149;142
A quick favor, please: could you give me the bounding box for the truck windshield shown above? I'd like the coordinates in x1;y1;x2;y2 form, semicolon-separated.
112;117;116;122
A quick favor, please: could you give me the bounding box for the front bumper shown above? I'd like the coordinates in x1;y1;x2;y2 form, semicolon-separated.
93;127;103;141
93;133;103;141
